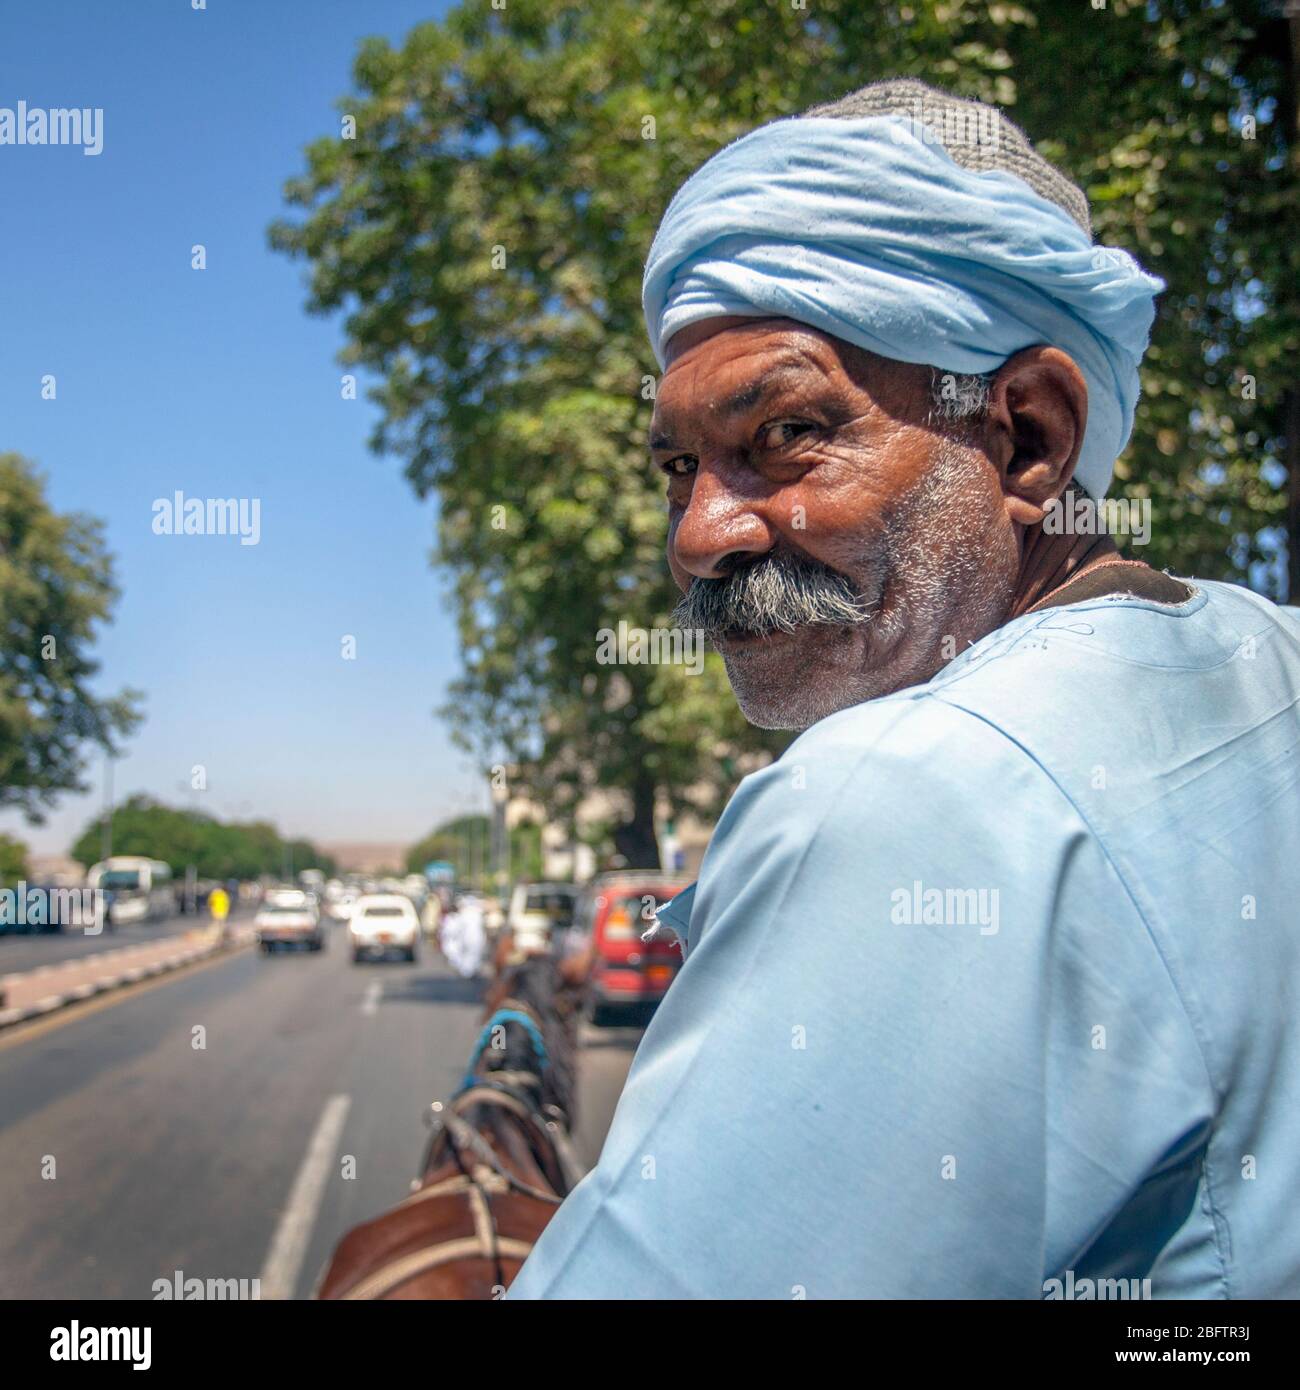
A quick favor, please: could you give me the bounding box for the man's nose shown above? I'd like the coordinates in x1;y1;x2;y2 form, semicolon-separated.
670;463;775;581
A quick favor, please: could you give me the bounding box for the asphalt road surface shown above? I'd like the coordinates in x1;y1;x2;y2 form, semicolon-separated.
0;924;640;1299
0;910;203;977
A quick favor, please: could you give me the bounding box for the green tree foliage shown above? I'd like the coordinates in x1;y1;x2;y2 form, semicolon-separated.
405;812;543;884
69;795;336;881
0;454;141;823
272;1;1297;855
0;833;29;884
991;1;1298;590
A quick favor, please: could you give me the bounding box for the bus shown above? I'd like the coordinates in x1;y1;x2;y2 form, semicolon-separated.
86;857;176;928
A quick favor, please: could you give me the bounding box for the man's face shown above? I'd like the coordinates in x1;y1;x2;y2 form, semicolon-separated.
651;317;1019;729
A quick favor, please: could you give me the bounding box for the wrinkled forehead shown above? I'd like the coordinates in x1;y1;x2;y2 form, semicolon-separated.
653;316;921;436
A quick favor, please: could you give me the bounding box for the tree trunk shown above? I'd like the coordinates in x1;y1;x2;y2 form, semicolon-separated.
612;775;660;870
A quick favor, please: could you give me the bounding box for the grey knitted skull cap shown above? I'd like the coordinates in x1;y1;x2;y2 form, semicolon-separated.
804;78;1092;240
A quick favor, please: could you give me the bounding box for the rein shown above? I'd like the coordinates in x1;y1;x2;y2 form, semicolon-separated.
433;1098;564;1207
460;1003;550;1090
328;980;578;1298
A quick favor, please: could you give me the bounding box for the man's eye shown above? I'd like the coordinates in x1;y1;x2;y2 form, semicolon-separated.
758;419;815;450
660;455;698;478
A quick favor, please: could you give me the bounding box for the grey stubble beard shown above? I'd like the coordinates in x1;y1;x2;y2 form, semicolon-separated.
671;439;1014;730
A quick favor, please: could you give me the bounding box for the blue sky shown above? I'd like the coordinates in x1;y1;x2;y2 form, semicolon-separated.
0;0;492;857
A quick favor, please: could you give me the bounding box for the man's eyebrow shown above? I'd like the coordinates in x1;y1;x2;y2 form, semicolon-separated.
649;360;821;451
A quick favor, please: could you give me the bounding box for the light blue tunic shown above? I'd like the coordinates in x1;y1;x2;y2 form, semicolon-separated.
510;580;1300;1298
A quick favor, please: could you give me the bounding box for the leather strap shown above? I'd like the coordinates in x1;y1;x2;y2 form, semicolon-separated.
340;1233;536;1300
1026;559;1193;614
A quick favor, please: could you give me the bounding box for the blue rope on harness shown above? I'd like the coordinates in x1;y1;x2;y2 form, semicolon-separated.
460;1008;549;1092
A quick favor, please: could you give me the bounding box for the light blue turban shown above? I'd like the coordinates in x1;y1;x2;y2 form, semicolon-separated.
642;115;1164;499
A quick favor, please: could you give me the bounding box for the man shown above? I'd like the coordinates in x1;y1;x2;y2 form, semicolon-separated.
509;80;1300;1298
441;893;487;978
207;883;232;949
207;885;230;925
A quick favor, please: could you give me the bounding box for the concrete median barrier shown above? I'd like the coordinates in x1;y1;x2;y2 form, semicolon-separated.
0;924;254;1029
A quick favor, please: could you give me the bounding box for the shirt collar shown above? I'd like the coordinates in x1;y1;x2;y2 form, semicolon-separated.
648;883;697;956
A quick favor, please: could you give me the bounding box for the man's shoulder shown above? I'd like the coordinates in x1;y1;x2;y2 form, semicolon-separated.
698;654;1129;966
739;576;1297;830
929;577;1296;767
782;679;1004;777
732;684;1051;845
935;575;1295;696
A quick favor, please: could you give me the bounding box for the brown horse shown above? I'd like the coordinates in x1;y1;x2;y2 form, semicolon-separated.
318;953;586;1299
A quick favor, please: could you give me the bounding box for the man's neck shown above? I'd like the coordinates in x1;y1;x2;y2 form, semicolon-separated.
1007;523;1129;619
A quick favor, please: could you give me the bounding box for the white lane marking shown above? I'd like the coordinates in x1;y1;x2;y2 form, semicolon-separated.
361;981;382;1017
259;1093;352;1301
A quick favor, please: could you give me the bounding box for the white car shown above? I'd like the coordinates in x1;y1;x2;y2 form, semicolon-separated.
506;882;580;956
349;894;420;963
254;889;324;953
328;890;358;924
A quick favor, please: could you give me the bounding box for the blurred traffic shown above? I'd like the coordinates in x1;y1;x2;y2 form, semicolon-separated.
0;844;691;1298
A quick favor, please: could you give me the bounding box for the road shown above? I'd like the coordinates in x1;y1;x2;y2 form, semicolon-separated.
0;911;202;977
0;923;640;1299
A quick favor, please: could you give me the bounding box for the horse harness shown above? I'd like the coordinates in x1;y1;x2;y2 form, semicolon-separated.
338;1002;576;1299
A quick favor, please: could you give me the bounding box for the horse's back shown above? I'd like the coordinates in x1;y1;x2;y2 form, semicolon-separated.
319;1182;555;1300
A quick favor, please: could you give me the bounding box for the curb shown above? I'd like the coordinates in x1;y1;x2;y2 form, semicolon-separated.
0;930;251;1030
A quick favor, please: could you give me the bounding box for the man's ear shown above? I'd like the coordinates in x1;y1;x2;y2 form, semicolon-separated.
984;347;1089;528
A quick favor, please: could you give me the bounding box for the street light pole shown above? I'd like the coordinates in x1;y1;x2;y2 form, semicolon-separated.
101;755;114;861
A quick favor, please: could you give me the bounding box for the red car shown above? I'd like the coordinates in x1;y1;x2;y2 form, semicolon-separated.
576;872;690;1024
